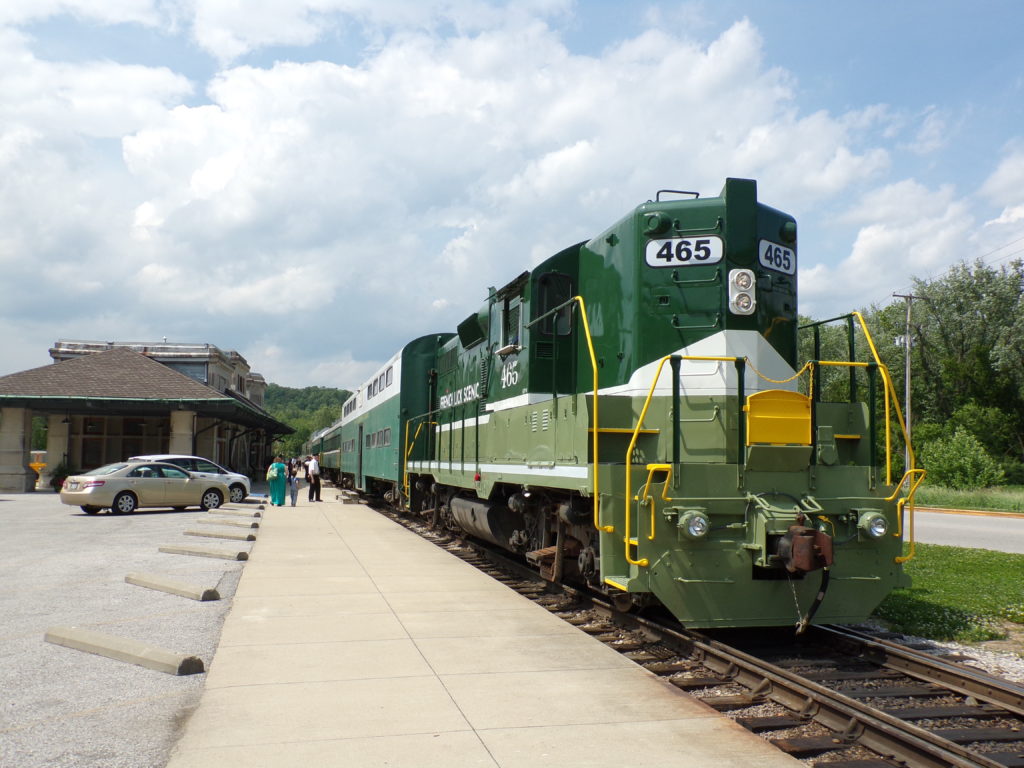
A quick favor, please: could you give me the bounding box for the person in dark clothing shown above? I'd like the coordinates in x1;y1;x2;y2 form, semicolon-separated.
307;454;321;501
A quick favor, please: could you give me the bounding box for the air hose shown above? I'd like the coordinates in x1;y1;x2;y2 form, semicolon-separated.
795;566;830;636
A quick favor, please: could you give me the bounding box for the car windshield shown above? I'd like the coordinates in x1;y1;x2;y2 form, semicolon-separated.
84;463;129;476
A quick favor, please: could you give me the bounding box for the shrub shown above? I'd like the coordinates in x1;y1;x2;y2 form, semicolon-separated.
999;458;1024;486
919;427;1004;490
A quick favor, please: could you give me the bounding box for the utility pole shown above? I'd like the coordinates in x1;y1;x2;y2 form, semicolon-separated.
892;293;919;477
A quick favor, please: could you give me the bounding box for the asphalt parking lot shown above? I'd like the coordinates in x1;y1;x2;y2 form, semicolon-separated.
0;491;253;768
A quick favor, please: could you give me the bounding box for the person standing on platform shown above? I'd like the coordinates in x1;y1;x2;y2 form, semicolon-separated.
266;455;287;506
287;460;300;507
307;453;321;502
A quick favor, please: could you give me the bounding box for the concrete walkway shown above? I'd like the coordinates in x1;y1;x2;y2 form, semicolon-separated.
166;497;801;767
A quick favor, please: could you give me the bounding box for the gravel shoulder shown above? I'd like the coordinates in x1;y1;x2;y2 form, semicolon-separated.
0;492;251;768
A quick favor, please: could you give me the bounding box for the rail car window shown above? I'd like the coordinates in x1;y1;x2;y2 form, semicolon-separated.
536;272;574;335
386;367;392;387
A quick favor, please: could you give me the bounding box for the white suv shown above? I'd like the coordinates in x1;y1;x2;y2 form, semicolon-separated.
128;454;251;503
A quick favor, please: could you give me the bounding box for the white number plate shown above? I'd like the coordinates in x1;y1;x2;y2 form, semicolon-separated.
645;236;723;268
66;481;79;490
758;239;796;275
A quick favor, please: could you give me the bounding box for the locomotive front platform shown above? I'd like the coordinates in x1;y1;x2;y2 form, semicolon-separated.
166;494;802;767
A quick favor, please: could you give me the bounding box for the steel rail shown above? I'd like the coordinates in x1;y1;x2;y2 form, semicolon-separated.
615;614;1009;768
817;624;1024;719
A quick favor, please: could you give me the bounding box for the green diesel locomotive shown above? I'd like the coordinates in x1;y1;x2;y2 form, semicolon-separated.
325;178;921;629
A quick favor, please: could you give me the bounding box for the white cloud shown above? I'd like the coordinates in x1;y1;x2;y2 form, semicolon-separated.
980;146;1024;206
908;106;949;155
0;6;994;385
185;0;574;63
0;0;160;26
802;180;974;315
0;28;192;140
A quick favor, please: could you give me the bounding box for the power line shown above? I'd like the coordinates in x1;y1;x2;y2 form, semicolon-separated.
880;236;1024;306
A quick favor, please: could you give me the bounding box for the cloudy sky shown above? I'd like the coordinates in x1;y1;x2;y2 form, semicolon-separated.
2;1;1023;388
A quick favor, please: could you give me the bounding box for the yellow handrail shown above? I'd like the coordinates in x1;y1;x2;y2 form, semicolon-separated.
886;468;927;563
402;419;437;506
625;354;742;566
571;296;612;534
852;311;916;486
637;464;672;541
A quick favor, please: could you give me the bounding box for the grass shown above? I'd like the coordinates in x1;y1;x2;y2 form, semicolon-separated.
873;542;1024;642
914;484;1024;513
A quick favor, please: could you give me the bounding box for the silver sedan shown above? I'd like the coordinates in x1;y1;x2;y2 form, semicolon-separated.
59;461;229;515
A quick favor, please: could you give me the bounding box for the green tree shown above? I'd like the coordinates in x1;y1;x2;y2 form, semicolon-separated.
264;385;351;458
833;262;1021;475
918;427;1005;490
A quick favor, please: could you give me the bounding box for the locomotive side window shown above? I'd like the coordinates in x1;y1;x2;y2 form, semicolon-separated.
502;298;521;346
536;272;573;336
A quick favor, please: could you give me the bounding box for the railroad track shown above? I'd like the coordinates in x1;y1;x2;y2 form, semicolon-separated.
367;496;1024;768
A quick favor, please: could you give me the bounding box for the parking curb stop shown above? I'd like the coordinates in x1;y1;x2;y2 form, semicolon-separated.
158;545;249;561
44;626;205;675
125;572;221;601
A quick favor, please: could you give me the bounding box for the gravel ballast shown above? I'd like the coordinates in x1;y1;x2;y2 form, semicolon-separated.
0;492;248;768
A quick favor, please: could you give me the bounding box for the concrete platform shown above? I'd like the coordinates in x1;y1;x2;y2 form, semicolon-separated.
166;498;802;768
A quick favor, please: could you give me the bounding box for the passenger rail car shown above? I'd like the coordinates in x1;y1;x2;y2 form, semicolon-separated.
339;178;920;629
337;334;454;496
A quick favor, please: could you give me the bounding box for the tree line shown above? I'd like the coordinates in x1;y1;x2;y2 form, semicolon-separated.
264;384;351;458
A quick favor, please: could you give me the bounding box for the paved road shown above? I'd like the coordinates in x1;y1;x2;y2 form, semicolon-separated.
0;491;251;768
911;508;1024;554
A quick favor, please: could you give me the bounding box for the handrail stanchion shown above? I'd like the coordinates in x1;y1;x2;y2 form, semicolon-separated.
402;417;436;507
625;356;672;566
670;355;681;470
886;468;927;563
525;295;608;532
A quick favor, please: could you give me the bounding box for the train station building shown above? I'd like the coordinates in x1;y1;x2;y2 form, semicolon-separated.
0;340;292;492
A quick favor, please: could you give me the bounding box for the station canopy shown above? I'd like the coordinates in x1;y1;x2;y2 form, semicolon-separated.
0;348;292;435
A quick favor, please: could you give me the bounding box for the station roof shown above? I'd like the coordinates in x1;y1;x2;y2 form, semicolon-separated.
0;349;292;434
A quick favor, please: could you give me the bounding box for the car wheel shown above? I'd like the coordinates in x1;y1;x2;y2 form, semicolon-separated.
200;489;224;510
80;505;100;515
112;492;137;514
229;484;246;504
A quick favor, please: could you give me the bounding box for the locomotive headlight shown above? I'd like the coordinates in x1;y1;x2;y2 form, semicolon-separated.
858;511;888;538
679;510;711;540
728;269;756;316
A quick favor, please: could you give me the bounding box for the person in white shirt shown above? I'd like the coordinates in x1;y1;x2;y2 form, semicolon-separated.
307;454;321;501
